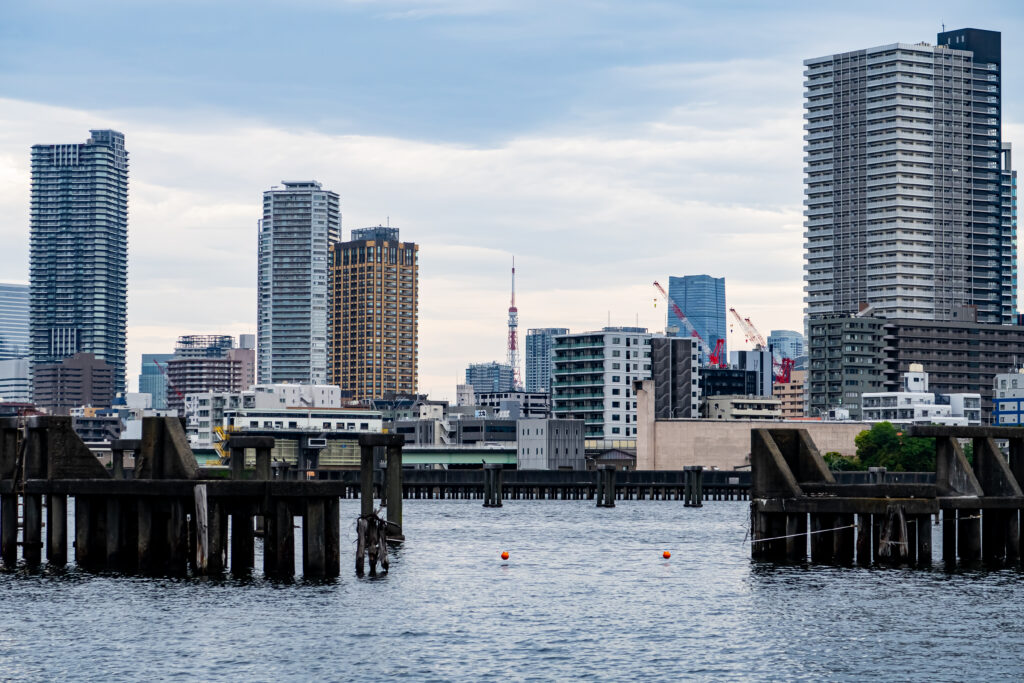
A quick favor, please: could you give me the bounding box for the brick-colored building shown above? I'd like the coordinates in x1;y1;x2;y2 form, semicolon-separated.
773;370;806;419
33;352;114;415
329;227;418;401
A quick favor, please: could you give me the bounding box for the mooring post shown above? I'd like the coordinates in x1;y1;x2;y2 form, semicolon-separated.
47;494;68;567
959;508;981;563
695;466;704;506
483;463;503;508
596;465;616;508
386;442;405;531
750;504;766;559
942;509;957;566
303;498;327;578
856;513;871;566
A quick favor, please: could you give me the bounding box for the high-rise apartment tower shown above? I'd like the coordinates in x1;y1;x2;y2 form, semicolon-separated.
29;130;128;393
525;327;568;393
329;226;418;400
258;181;340;384
804;29;1016;323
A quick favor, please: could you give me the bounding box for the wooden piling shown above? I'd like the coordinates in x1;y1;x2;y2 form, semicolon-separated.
809;514;833;564
785;513;807;561
942;509;957;566
958;508;981;562
47;494;68;568
834;513;854;565
325;497;340;578
359;444;374;518
856;513;871;566
22;494;42;568
76;496;96;570
916;514;932;566
0;494;16;567
105;496;122;569
231;504;255;576
137;498;154;573
1006;510;1020;564
386;444;404;532
303;499;326;578
982;509;1004;564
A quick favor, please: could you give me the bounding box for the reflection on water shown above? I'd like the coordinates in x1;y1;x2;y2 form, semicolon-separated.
1;500;1022;681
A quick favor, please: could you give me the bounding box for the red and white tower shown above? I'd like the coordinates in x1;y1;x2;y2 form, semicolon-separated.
507;258;522;389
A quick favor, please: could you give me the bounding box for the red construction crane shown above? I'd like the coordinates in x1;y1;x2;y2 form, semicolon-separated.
653;281;725;366
728;307;794;383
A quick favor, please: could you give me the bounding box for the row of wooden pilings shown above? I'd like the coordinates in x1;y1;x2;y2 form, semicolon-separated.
482;464;706;508
0;419;407;579
751;507;1024;567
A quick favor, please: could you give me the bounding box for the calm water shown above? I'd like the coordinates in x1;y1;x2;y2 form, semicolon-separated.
1;500;1023;681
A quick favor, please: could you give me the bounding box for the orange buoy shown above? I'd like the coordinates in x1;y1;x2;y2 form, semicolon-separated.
663;551;671;559
501;551;509;560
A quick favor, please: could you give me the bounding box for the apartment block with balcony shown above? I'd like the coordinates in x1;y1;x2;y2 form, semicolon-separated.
550;327;652;440
329;226;418;401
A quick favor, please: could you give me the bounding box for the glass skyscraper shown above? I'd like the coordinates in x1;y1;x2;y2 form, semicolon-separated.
524;328;568;393
767;330;806;361
667;275;726;362
29;130;128;393
139;352;175;410
0;283;29;360
258;181;340;384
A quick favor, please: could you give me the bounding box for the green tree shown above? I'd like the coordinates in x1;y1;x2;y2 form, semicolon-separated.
854;422;936;472
823;451;865;471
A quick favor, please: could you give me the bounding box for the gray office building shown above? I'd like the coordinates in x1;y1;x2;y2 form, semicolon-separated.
29;130;128;394
138;352;175;410
517;418;585;470
804;29;1016;324
525;327;568;393
465;362;515;395
0;283;29;360
767;330;805;361
258;181;340;384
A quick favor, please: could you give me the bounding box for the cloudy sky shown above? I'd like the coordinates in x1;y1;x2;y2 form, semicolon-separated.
1;0;1022;399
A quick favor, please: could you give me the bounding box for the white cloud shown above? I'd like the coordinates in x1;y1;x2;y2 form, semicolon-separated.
0;89;806;398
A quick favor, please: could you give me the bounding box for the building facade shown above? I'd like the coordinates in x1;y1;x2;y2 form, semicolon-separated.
33;352;115;415
649;337;700;419
704;395;782;421
30;130;128;394
774;369;806;419
517;418;585;470
550;327;652;440
809;315;1024;422
476;391;550;418
861;365;981;425
465;362;515;395
667;275;726;361
767;330;805;361
165;335;250;414
329;226;418;400
0;283;29;361
804;29;1015;324
258;181;340;385
993;370;1024;425
729;348;774;396
0;358;30;402
524;327;568;393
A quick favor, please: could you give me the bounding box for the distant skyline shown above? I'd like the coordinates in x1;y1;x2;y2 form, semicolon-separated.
2;1;1023;399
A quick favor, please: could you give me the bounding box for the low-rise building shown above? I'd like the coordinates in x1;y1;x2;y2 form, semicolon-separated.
993;370;1024;425
516;418;585;470
861;365;981;426
704;395;781;421
477;390;550;418
774;370;806;419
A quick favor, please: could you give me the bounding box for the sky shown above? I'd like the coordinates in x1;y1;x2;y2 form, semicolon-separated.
1;0;1023;399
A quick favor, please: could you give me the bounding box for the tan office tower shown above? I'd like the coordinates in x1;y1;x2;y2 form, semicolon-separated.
329;227;418;400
